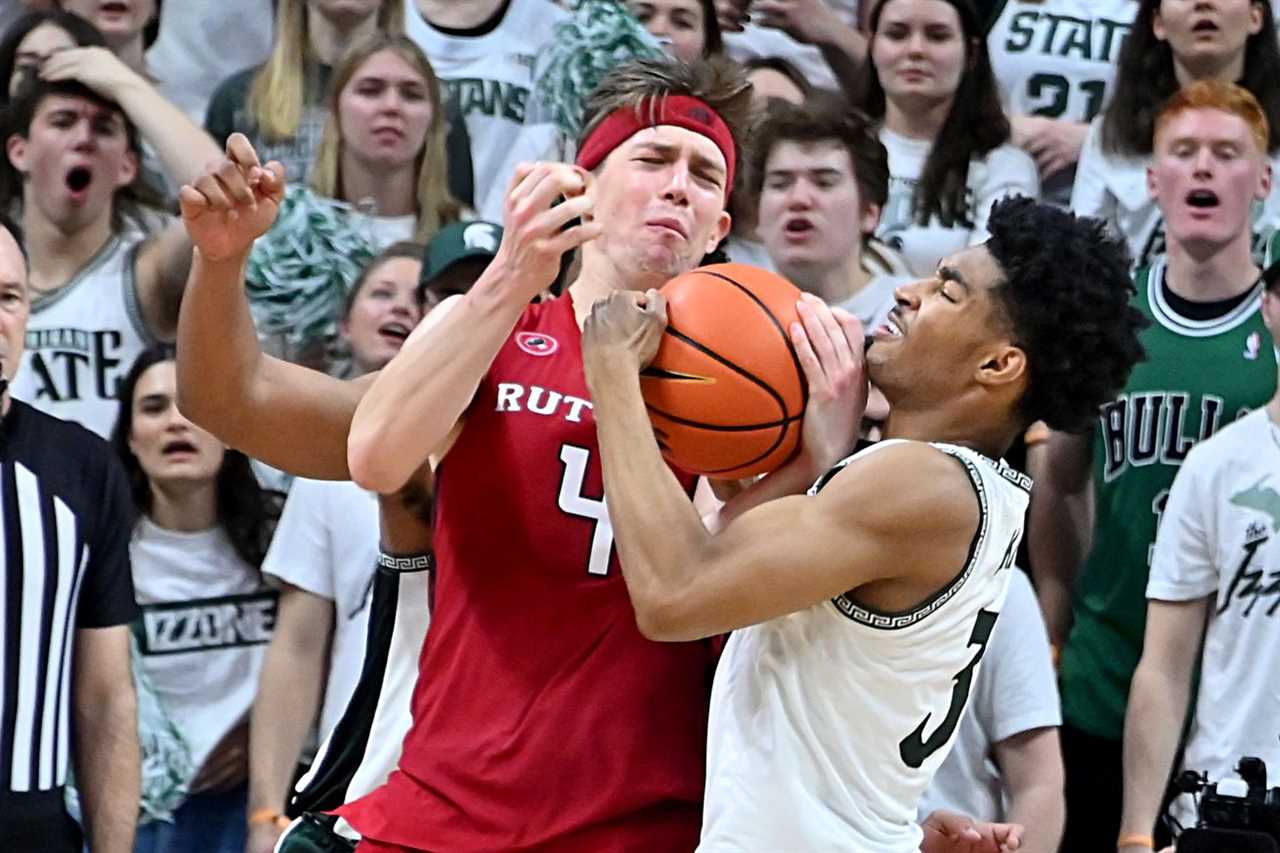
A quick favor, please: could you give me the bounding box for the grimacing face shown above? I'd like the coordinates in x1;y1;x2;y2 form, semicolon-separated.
866;245;1023;409
586;124;732;289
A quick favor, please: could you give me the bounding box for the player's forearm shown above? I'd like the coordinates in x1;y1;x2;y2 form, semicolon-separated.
1120;661;1191;843
74;685;140;853
115;74;222;186
176;249;265;434
591;364;714;638
1006;779;1065;853
248;637;327;816
1026;434;1094;645
348;277;527;492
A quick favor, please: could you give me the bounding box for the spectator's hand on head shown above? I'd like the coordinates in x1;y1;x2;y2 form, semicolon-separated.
38;46;139;100
179;134;285;263
751;0;840;45
791;295;865;471
921;809;1024;853
1010;116;1088;181
715;0;752;32
190;719;249;795
491;162;600;305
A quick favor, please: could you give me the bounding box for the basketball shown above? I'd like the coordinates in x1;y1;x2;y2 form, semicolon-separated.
640;263;807;480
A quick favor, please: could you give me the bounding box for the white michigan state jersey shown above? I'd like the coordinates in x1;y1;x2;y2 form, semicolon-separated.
11;235;158;437
405;0;568;222
699;440;1030;853
1147;409;1280;831
987;0;1135;124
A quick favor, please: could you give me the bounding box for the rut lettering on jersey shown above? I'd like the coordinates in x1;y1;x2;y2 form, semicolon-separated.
495;382;593;422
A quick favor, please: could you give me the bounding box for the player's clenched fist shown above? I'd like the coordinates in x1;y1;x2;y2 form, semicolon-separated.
489;162;602;302
179;133;285;263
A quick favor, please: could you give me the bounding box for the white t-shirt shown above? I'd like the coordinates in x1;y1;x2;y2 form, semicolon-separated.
262;478;380;741
147;0;275;123
917;568;1061;823
405;0;568;221
1147;408;1280;830
1071;118;1280;270
132;518;272;772
877;128;1041;276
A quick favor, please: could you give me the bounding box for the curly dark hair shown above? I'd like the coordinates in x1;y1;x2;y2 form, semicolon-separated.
984;197;1148;433
111;345;283;570
1102;0;1280;156
852;0;1009;229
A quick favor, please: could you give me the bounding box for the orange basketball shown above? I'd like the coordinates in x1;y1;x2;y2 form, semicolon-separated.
640;263;807;479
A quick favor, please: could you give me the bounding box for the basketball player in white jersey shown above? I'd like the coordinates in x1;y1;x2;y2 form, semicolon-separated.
579;195;1146;851
3;76;193;436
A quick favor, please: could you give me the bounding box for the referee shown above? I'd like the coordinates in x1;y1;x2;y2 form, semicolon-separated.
0;212;140;851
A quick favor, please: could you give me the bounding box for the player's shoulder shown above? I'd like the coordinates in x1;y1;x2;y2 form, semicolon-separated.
822;441;981;531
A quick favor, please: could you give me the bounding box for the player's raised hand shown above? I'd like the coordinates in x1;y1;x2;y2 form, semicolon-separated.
920;809;1024;853
490;162;601;303
179;133;285;262
790;294;867;471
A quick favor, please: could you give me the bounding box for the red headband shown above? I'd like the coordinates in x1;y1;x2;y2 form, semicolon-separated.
576;95;736;202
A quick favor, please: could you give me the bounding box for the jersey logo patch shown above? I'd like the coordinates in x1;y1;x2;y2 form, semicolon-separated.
1245;331;1262;361
516;332;559;357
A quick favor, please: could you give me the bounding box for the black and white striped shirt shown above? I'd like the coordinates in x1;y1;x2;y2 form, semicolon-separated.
0;400;137;819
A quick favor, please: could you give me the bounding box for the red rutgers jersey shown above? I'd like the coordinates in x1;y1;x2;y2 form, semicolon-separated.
337;293;714;852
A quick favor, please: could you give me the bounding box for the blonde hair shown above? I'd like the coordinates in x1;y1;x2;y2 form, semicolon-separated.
247;0;405;142
309;33;460;242
1155;80;1271;154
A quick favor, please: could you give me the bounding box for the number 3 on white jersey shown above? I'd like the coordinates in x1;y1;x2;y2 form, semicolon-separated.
558;445;615;576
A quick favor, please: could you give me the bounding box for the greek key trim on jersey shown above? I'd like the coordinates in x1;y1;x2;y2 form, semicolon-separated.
830;445;991;630
377;551;434;573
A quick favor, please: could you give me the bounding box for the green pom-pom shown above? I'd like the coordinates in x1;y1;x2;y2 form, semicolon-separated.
535;0;667;139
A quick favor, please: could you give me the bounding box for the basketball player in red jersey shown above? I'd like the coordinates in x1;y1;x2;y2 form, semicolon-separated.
178;58;1025;853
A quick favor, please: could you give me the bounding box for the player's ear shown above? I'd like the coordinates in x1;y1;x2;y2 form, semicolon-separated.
975;343;1027;391
706;209;732;254
6;133;28;176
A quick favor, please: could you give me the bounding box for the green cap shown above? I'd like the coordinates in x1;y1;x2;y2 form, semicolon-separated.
420;221;503;287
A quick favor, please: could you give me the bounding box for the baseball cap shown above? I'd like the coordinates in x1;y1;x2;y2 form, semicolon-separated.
420;221;504;288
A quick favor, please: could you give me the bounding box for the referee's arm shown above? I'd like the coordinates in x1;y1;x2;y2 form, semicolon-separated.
73;453;142;853
73;626;138;853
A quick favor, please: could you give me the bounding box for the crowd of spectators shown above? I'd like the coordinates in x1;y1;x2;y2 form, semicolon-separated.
0;1;1278;852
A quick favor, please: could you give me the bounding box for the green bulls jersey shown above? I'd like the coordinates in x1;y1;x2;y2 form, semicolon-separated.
1059;257;1277;741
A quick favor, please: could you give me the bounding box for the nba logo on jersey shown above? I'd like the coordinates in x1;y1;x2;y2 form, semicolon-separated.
1244;331;1262;361
517;332;559;357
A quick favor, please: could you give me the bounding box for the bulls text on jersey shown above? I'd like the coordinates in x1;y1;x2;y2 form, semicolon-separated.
1098;391;1251;482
